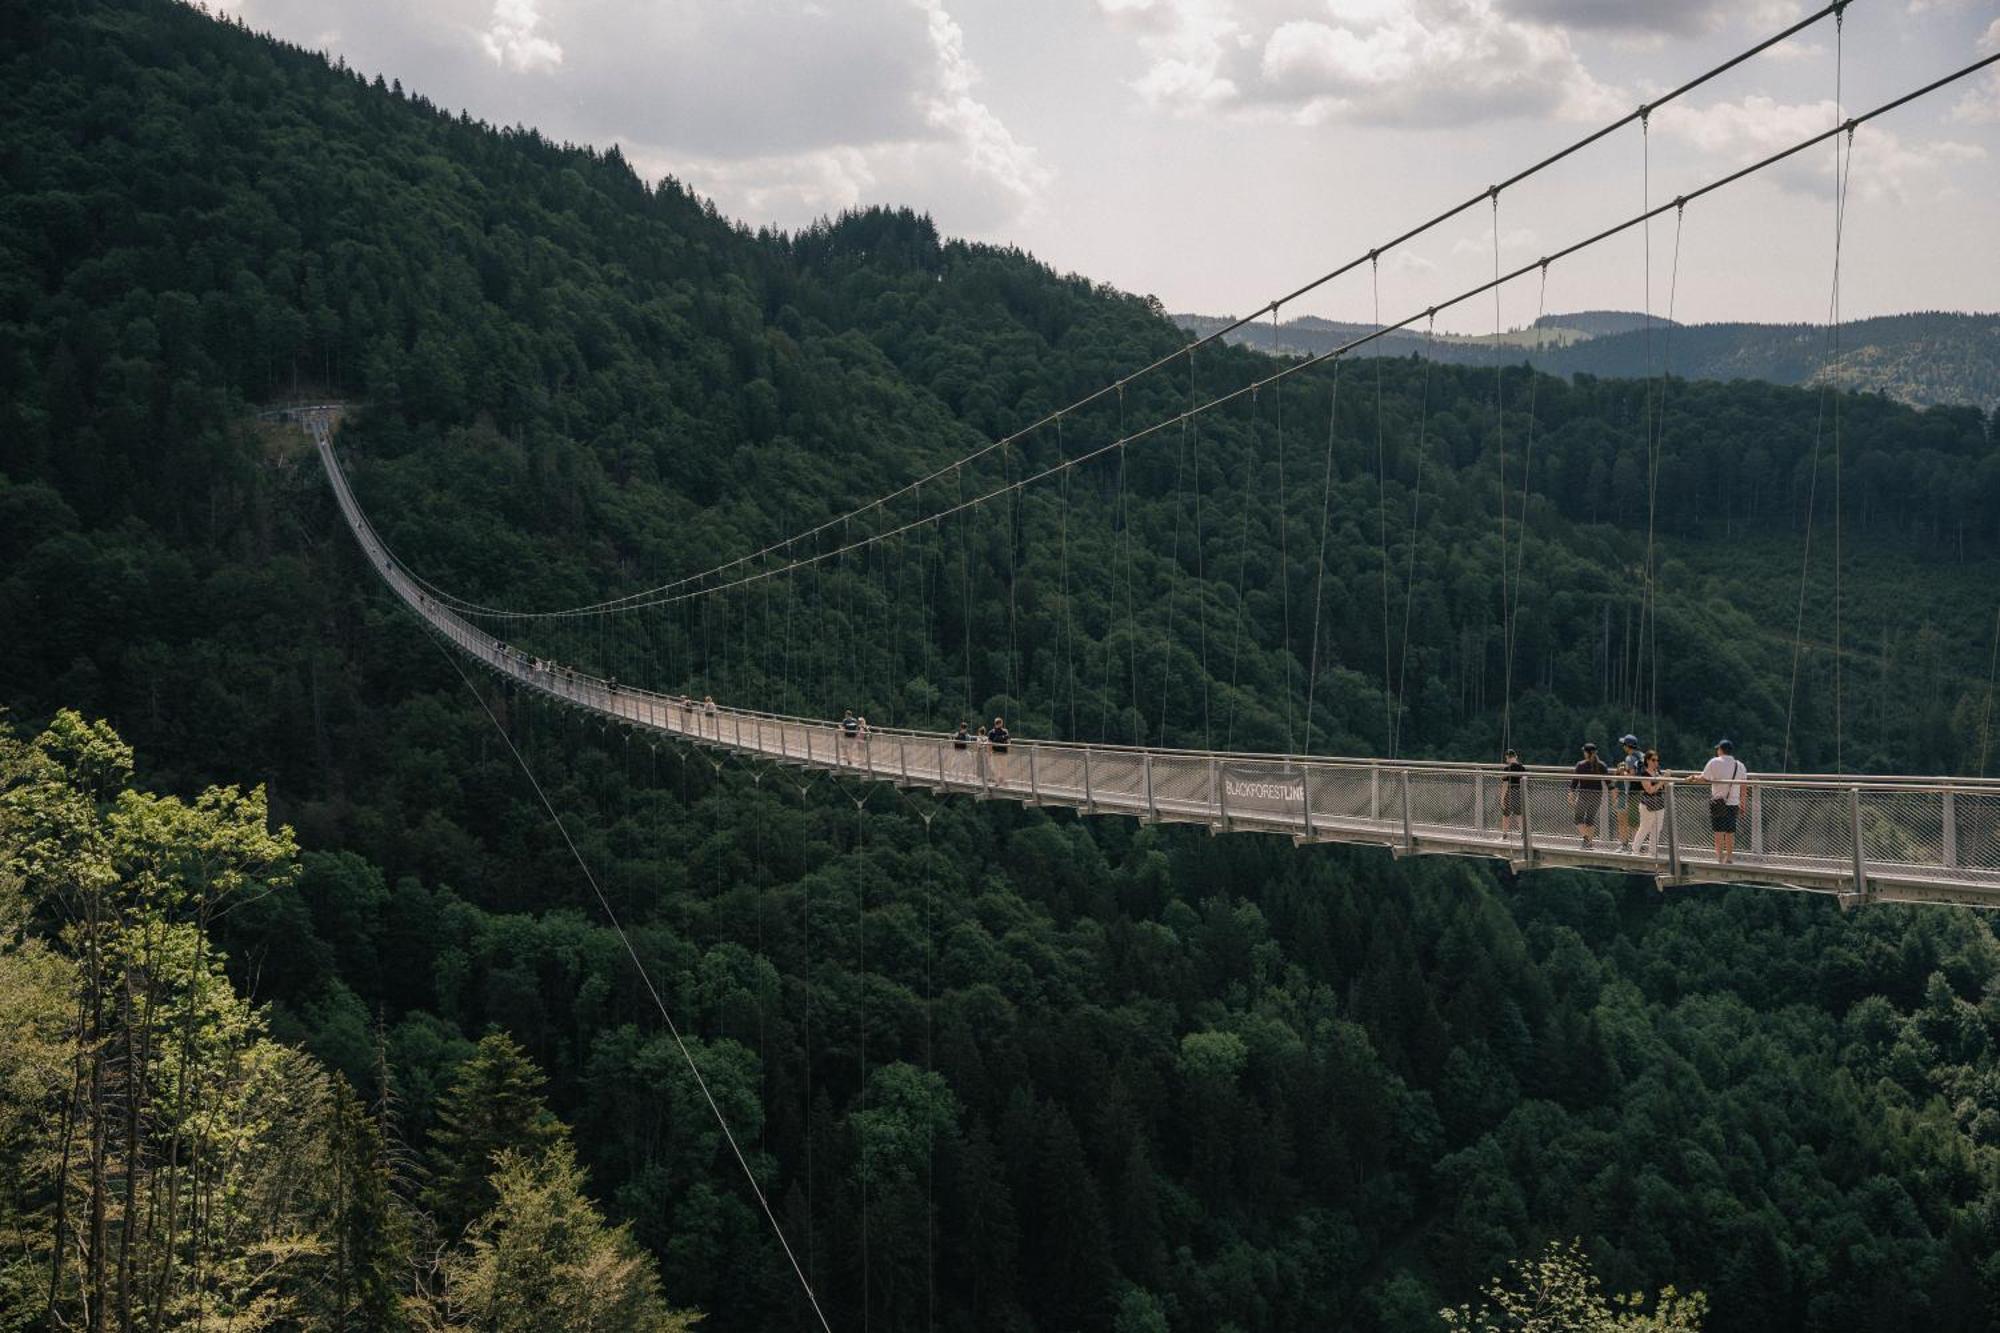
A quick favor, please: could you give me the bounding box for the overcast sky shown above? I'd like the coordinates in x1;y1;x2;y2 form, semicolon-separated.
213;0;1998;333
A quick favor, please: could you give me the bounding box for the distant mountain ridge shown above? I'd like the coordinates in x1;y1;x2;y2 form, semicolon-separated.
1171;308;2000;415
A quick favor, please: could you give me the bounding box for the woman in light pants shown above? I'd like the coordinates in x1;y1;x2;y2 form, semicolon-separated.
1633;751;1668;856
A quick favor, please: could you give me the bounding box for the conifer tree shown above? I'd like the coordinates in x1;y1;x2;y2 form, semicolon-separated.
422;1032;566;1239
429;1143;699;1333
320;1073;410;1332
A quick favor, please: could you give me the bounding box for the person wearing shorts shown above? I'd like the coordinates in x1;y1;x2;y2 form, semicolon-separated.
1700;739;1748;863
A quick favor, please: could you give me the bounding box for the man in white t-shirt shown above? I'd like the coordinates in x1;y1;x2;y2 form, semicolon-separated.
1698;739;1749;864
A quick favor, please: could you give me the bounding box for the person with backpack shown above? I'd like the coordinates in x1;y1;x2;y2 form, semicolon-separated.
1615;734;1645;850
840;709;860;765
1700;738;1749;863
1568;742;1609;849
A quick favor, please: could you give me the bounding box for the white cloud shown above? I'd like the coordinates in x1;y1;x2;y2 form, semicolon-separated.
1450;224;1538;255
913;0;1052;212
1965;23;2000;122
1959;16;2000;122
1765;37;1827;63
1656;95;1987;203
659;145;880;223
1499;0;1797;38
1113;0;1248;109
480;0;562;73
228;0;1048;234
1951;67;2000;125
1100;0;1621;128
648;0;1050;231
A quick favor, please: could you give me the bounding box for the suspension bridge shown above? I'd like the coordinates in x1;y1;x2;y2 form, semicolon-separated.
302;403;2000;909
291;11;2000;920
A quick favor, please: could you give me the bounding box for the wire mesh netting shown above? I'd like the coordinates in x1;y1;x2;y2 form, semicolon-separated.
1150;755;1216;821
1091;753;1147;815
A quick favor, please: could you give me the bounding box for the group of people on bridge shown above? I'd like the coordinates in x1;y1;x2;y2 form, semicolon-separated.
505;632;1758;868
1500;737;1751;864
838;710;1012;773
835;711;1013;755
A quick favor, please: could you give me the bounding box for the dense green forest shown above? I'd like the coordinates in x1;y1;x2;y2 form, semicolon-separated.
6;1;2000;1330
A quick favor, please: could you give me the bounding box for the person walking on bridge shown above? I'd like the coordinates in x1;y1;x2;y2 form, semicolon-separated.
1569;742;1608;849
840;709;861;766
951;720;973;784
1499;749;1526;835
1701;739;1748;864
987;716;1011;782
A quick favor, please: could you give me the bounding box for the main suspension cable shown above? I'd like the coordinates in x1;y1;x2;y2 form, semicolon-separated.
400;1;1859;624
378;49;1994;640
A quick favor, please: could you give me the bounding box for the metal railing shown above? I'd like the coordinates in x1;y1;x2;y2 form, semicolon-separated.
310;409;2000;911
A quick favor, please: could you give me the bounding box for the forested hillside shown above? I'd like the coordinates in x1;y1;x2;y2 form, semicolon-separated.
6;2;2000;1331
1173;310;2000;416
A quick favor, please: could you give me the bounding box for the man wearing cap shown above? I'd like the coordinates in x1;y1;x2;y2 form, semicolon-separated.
1568;742;1609;849
1699;739;1749;864
1615;734;1645;850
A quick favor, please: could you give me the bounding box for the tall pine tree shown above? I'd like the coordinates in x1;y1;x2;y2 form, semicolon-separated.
423;1032;566;1239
